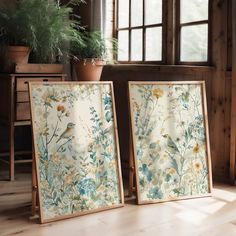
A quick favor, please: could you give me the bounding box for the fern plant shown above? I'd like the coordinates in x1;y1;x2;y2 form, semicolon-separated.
71;31;118;62
0;0;85;63
0;1;37;47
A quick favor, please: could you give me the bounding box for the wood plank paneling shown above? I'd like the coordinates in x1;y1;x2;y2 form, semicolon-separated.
230;0;236;183
227;0;232;71
210;0;228;180
166;0;175;64
224;77;232;180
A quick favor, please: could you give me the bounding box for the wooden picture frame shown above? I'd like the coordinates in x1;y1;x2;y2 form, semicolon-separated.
29;81;124;223
128;81;212;204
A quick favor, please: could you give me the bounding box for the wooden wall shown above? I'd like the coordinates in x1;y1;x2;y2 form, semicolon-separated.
230;0;236;183
210;0;232;182
100;0;233;182
76;0;92;29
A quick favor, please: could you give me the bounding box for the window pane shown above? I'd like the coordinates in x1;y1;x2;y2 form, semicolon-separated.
181;0;208;23
118;30;129;61
131;29;143;61
145;0;162;25
145;27;162;61
118;0;129;28
180;24;208;62
131;0;143;27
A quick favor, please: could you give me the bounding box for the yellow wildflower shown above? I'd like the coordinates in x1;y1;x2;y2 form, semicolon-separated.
45;97;52;104
41;180;49;189
42;91;59;103
194;161;202;173
153;88;164;99
107;146;113;154
65;174;73;185
52;154;60;163
108;160;116;168
193;143;200;154
168;168;176;175
163;154;168;159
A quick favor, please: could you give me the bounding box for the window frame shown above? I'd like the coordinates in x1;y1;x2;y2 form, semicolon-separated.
114;0;211;65
114;0;167;64
175;0;211;65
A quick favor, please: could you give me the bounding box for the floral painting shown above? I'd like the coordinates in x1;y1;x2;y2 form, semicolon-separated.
29;82;123;223
129;82;212;204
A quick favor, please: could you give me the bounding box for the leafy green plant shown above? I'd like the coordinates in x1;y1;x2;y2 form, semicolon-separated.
28;0;85;63
0;0;85;63
71;31;118;62
0;1;37;47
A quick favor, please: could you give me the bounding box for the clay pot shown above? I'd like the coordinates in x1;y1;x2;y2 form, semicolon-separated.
3;46;31;72
73;59;105;81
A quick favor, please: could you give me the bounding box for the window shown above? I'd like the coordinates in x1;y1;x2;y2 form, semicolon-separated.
177;0;209;63
115;0;210;64
117;0;164;62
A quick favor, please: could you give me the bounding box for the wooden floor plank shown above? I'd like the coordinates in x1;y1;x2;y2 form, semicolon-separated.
1;172;236;236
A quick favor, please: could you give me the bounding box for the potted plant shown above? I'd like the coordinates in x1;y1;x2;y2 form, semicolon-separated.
71;31;117;81
0;1;35;72
0;0;85;72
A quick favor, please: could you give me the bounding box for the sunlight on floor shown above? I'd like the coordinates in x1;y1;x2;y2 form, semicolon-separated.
200;200;226;214
170;189;236;225
176;210;208;225
213;188;236;202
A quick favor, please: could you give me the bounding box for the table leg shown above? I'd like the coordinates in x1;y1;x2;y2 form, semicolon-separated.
31;153;37;216
9;123;14;181
129;133;135;197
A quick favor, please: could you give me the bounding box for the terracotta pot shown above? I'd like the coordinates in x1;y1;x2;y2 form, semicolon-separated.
73;59;105;81
3;46;31;72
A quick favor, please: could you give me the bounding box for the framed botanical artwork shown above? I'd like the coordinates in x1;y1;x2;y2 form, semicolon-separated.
29;81;124;223
129;81;212;204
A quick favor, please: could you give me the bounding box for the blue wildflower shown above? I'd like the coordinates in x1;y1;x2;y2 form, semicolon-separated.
147;187;163;199
78;178;96;197
104;95;112;106
139;164;153;182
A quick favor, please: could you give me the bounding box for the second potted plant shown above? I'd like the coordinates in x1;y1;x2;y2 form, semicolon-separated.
71;31;117;81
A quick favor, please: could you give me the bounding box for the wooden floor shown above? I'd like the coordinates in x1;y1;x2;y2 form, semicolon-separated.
1;168;236;236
